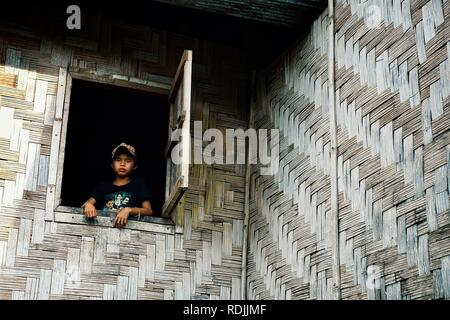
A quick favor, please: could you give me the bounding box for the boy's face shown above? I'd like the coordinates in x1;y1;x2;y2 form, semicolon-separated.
111;153;137;178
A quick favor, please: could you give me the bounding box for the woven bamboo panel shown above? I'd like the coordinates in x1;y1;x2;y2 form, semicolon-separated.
249;0;450;300
153;0;327;28
0;14;248;299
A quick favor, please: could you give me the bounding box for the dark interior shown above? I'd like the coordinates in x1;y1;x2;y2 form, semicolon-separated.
60;79;169;215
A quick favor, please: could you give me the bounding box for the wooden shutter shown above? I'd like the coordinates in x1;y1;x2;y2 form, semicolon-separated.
162;50;192;218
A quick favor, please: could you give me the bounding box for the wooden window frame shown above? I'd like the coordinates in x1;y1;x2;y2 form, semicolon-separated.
44;65;186;232
162;50;192;218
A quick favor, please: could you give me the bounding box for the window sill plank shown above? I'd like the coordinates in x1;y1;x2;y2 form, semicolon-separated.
54;206;174;234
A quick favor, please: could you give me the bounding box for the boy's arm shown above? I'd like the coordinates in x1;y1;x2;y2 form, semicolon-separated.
82;197;97;218
113;200;154;227
139;200;153;216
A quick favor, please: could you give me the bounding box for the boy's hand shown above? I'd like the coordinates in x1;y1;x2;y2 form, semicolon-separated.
113;207;131;228
83;203;97;219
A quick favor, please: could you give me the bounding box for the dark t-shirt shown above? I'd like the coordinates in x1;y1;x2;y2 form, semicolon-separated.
90;177;151;211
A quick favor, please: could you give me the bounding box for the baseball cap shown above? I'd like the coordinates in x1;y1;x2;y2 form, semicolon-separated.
111;142;137;160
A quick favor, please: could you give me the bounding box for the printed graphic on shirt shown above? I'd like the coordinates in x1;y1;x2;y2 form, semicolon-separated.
103;191;132;211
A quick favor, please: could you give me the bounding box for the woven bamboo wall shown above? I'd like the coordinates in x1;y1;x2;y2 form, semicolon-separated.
0;14;248;299
249;0;450;300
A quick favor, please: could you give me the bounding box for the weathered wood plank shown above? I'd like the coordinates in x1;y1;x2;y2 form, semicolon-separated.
222;222;232;257
425;188;438;231
155;234;166;271
163;289;174;300
93;229;107;264
397;215;407;254
367;48;376;87
45;68;67;220
432;269;444;299
394;127;403;170
414;147;424;196
145;244;156;281
182;272;191;299
442;256;450;299
24;277;39;300
359;46;367;85
16;218;32;257
174;281;183;300
421;99;433;145
439;60;450;100
50;260;66;295
415;21;427;64
116;276;129;300
386;281;401;300
11;291;25;300
138;255;146;288
3;180;15;206
80;236;94;274
408;67;420;107
103;284;116;300
383;207;397;248
422;2;436;43
447;147;450;194
399;61;409;102
24;143;39;192
212;230;222;265
66;248;80;286
33;80;48;113
401;0;412;31
406;224;418;268
202;241;212;276
6;228;18;267
376;50;389;93
0;107;14;140
127;267;139;299
418;234;430;276
44;95;56;126
429;82;443;120
373;200;383;241
37;269;52;300
37;155;50;187
53;212;174;234
30;208;44;245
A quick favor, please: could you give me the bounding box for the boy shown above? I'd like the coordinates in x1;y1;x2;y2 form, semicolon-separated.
82;142;153;228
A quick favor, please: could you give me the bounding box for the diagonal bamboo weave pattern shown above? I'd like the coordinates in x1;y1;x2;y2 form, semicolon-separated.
249;0;450;300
